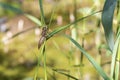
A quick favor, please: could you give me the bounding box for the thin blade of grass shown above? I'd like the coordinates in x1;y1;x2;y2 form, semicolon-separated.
43;45;47;80
53;69;79;80
34;42;47;80
115;40;120;80
115;61;119;80
111;32;120;79
117;40;120;61
46;10;102;40
101;0;117;52
65;35;110;80
116;26;120;38
116;26;120;61
7;26;36;40
34;43;45;80
39;0;46;25
48;0;58;28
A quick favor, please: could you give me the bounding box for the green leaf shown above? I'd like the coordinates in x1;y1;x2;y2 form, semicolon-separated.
102;0;117;52
65;35;110;80
25;14;42;26
0;2;23;14
47;10;102;40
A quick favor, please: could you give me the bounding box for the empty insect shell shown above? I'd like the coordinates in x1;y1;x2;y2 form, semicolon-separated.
38;36;46;49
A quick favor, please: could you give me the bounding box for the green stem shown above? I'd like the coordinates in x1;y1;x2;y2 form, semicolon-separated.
39;0;46;25
42;42;47;80
34;48;43;80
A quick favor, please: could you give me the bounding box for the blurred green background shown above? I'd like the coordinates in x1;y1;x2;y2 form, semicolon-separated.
0;0;118;80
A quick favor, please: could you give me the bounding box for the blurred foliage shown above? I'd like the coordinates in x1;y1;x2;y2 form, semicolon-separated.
0;0;119;80
0;0;21;17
